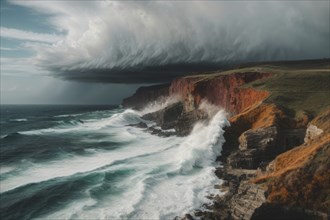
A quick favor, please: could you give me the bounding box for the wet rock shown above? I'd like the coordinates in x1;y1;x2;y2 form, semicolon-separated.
175;109;208;136
142;102;184;130
148;127;162;135
128;122;148;128
147;126;176;137
184;214;194;220
142;102;208;136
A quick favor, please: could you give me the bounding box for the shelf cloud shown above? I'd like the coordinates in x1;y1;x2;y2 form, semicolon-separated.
9;0;330;83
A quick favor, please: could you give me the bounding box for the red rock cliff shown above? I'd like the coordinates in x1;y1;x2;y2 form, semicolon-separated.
169;72;271;114
122;72;271;113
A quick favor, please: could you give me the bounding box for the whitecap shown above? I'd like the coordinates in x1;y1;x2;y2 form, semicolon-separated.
3;105;229;220
10;118;28;122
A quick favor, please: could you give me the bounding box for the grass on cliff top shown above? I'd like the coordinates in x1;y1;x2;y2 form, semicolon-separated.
188;59;330;117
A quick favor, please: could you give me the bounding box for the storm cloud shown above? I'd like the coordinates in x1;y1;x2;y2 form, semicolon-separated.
9;0;330;83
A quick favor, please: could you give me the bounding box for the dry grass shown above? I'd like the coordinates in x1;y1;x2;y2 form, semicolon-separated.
253;133;330;184
252;108;330;213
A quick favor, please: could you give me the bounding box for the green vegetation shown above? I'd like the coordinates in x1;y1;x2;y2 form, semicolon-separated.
189;59;330;117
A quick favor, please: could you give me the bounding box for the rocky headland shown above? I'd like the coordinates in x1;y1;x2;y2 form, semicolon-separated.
122;59;330;219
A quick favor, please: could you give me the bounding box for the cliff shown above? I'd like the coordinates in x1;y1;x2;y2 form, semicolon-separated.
122;59;330;219
169;72;271;114
122;83;169;109
122;72;271;115
253;109;330;216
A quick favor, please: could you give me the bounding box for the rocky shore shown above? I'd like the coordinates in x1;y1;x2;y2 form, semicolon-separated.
123;60;330;219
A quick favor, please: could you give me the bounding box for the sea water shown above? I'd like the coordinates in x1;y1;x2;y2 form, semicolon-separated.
0;104;228;220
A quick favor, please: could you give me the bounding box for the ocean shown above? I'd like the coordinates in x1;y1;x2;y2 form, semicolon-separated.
0;104;228;220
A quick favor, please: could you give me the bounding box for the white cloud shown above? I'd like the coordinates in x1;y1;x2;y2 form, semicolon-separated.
7;0;330;82
0;57;49;77
0;47;18;51
0;27;63;43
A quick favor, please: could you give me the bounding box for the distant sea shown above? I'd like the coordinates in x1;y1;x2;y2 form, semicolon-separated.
0;104;227;219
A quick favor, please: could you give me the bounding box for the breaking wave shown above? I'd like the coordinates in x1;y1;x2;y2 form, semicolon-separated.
0;104;228;219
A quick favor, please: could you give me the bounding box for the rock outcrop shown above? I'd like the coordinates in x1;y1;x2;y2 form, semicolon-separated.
253;109;330;218
221;102;307;169
122;83;169;110
123;72;274;139
174;109;208;136
122;60;330;220
122;72;271;114
229;182;266;220
142;102;208;136
169;72;271;114
196;167;265;220
142;102;184;128
304;125;323;142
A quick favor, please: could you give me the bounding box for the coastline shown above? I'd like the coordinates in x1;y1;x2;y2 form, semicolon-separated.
123;59;330;219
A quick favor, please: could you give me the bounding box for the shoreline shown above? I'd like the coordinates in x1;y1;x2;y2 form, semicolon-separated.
123;59;330;219
130;102;329;220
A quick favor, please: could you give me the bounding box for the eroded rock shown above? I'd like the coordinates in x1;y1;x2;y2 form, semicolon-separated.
174;109;208;136
142;102;184;130
229;182;266;220
239;127;278;151
304;125;323;142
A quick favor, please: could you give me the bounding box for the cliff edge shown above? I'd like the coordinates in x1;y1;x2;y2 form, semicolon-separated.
122;59;330;219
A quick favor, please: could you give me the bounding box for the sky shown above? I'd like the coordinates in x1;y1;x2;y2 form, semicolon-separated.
1;0;329;105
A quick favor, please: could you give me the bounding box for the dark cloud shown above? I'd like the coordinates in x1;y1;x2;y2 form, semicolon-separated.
10;1;330;83
53;62;229;83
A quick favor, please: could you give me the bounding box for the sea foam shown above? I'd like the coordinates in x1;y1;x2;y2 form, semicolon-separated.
1;105;229;219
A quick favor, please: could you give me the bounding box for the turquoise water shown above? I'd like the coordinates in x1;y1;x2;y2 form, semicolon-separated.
0;104;228;219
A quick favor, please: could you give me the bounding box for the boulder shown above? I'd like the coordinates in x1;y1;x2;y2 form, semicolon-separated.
174;110;208;136
239;126;278;151
304;125;323;142
142;102;184;129
227;127;279;169
228;126;306;169
128;122;148;128
229;182;266;220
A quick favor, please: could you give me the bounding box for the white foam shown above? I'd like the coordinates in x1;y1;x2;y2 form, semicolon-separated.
3;106;229;219
0;129;170;193
19;109;143;136
54;113;84;118
127;110;229;219
40;173;147;220
1;134;8;139
42;109;229;219
138;95;181;115
0;165;17;175
10;118;28;122
176;110;229;173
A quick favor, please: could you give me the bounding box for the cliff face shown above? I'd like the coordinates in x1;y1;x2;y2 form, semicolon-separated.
253;109;330;216
169;72;271;114
122;72;271;114
122;84;169;109
122;60;330;219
